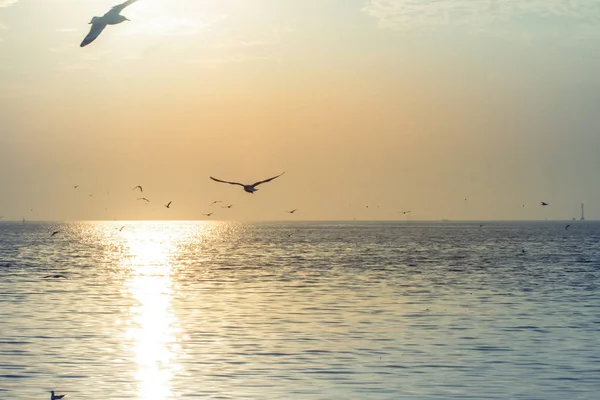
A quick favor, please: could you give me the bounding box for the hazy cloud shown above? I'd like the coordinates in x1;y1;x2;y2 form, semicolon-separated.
363;0;600;41
0;0;18;8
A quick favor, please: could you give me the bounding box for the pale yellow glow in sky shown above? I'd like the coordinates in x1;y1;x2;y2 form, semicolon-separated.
1;0;599;221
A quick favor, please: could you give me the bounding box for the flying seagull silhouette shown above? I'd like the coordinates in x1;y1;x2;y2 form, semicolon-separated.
165;201;172;208
50;231;60;237
133;185;143;192
73;185;79;189
50;390;66;400
80;0;139;47
118;225;127;231
203;212;213;217
209;200;222;206
222;204;233;209
400;211;412;215
286;209;298;214
565;224;570;230
541;202;549;206
137;197;150;203
210;172;285;194
43;275;68;279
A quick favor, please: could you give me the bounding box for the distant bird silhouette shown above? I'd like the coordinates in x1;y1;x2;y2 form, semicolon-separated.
118;225;126;231
565;224;570;230
73;185;79;189
222;205;233;209
165;201;172;209
50;231;60;237
541;202;549;206
286;209;298;214
137;197;150;203
133;185;143;192
400;211;411;215
210;172;285;194
209;200;222;206
50;390;66;399
43;275;67;279
80;0;139;47
203;213;213;217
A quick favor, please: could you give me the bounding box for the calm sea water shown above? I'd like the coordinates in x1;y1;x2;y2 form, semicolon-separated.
0;221;599;399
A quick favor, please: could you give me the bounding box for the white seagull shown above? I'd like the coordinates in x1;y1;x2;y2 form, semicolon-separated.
81;0;139;47
210;172;285;194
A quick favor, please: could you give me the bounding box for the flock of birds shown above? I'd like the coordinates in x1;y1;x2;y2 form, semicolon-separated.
42;171;288;238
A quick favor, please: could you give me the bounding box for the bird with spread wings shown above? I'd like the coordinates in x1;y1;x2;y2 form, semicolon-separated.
210;172;285;194
81;0;139;47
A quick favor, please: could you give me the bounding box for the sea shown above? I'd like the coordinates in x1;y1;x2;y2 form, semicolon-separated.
0;221;599;399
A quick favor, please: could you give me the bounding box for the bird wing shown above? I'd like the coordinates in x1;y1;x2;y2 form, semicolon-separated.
167;201;172;207
110;0;139;14
252;172;285;187
80;21;107;47
210;177;245;187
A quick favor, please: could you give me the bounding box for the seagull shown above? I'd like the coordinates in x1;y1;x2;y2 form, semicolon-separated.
203;213;213;217
210;172;285;194
541;202;549;206
133;185;143;192
400;211;412;215
73;185;79;189
565;224;570;230
209;200;222;206
137;197;150;203
50;390;66;400
50;231;60;237
118;225;126;231
43;275;68;279
222;204;233;209
80;0;139;47
165;201;172;209
286;209;298;214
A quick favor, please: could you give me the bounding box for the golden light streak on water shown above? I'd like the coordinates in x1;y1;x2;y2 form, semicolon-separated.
119;223;191;400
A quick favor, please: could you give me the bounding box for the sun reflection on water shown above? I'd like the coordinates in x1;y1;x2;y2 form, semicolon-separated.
119;223;192;400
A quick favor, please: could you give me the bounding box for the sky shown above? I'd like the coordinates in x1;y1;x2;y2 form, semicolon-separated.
1;0;599;221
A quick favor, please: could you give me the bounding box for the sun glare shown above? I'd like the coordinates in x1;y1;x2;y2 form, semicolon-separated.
120;223;187;400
